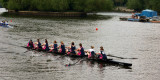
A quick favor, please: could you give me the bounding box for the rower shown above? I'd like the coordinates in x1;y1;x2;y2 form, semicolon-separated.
35;39;42;50
67;42;76;55
97;46;107;60
3;21;5;25
6;21;8;25
27;40;35;49
0;21;3;24
77;43;85;56
58;41;66;54
42;39;50;51
50;40;58;52
1;21;4;25
87;46;96;59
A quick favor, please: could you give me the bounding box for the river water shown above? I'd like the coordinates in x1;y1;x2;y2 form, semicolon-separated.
0;11;160;80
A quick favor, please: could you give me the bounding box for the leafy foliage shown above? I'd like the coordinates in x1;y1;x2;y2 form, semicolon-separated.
0;0;114;12
127;0;144;11
127;0;160;12
0;0;9;8
113;0;128;6
148;0;160;12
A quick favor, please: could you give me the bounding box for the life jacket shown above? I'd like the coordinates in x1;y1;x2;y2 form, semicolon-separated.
99;54;103;59
78;47;85;56
38;42;42;49
99;51;107;60
88;49;95;58
60;44;65;53
44;43;49;51
27;42;34;48
91;51;95;57
71;46;76;54
53;44;58;52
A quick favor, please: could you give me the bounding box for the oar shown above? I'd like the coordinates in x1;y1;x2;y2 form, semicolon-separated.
55;52;70;60
65;58;86;66
9;24;18;27
24;50;29;53
23;47;34;53
107;54;138;59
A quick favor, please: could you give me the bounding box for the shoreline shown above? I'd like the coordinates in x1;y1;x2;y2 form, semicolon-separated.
8;10;87;17
113;7;134;13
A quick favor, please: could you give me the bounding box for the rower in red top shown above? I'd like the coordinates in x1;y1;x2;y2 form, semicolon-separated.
50;40;58;52
42;39;50;51
86;46;96;59
96;46;107;60
67;42;76;55
27;40;35;49
35;39;42;50
58;41;66;54
77;43;85;56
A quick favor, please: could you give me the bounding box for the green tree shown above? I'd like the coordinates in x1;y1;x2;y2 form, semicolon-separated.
113;0;128;6
1;0;114;12
115;0;124;6
85;0;113;12
73;0;86;12
21;0;31;10
127;0;144;11
74;0;113;12
127;0;160;12
149;0;160;12
0;0;9;8
7;0;21;11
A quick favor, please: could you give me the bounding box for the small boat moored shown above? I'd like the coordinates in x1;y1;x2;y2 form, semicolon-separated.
128;18;139;22
119;9;158;22
150;21;160;23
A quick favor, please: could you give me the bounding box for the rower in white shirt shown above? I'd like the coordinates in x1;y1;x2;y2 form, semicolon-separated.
86;46;96;59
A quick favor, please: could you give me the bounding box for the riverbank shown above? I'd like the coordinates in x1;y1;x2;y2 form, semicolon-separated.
113;7;134;13
8;10;87;17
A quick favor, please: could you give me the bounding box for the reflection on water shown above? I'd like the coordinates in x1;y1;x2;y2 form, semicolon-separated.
0;12;160;80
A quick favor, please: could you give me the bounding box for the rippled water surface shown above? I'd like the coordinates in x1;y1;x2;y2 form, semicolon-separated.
0;12;160;80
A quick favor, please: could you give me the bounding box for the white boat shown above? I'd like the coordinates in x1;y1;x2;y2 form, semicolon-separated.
0;8;8;14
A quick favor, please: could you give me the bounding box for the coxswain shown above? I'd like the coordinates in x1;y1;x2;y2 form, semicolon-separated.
87;46;96;59
42;39;50;51
58;41;66;54
35;39;42;50
97;46;107;60
50;40;58;52
77;43;85;56
67;42;76;55
27;40;35;49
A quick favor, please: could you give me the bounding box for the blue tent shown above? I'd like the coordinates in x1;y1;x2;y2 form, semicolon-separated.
140;9;157;17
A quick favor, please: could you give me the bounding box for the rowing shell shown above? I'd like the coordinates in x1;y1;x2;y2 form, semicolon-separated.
0;23;13;28
24;47;132;67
